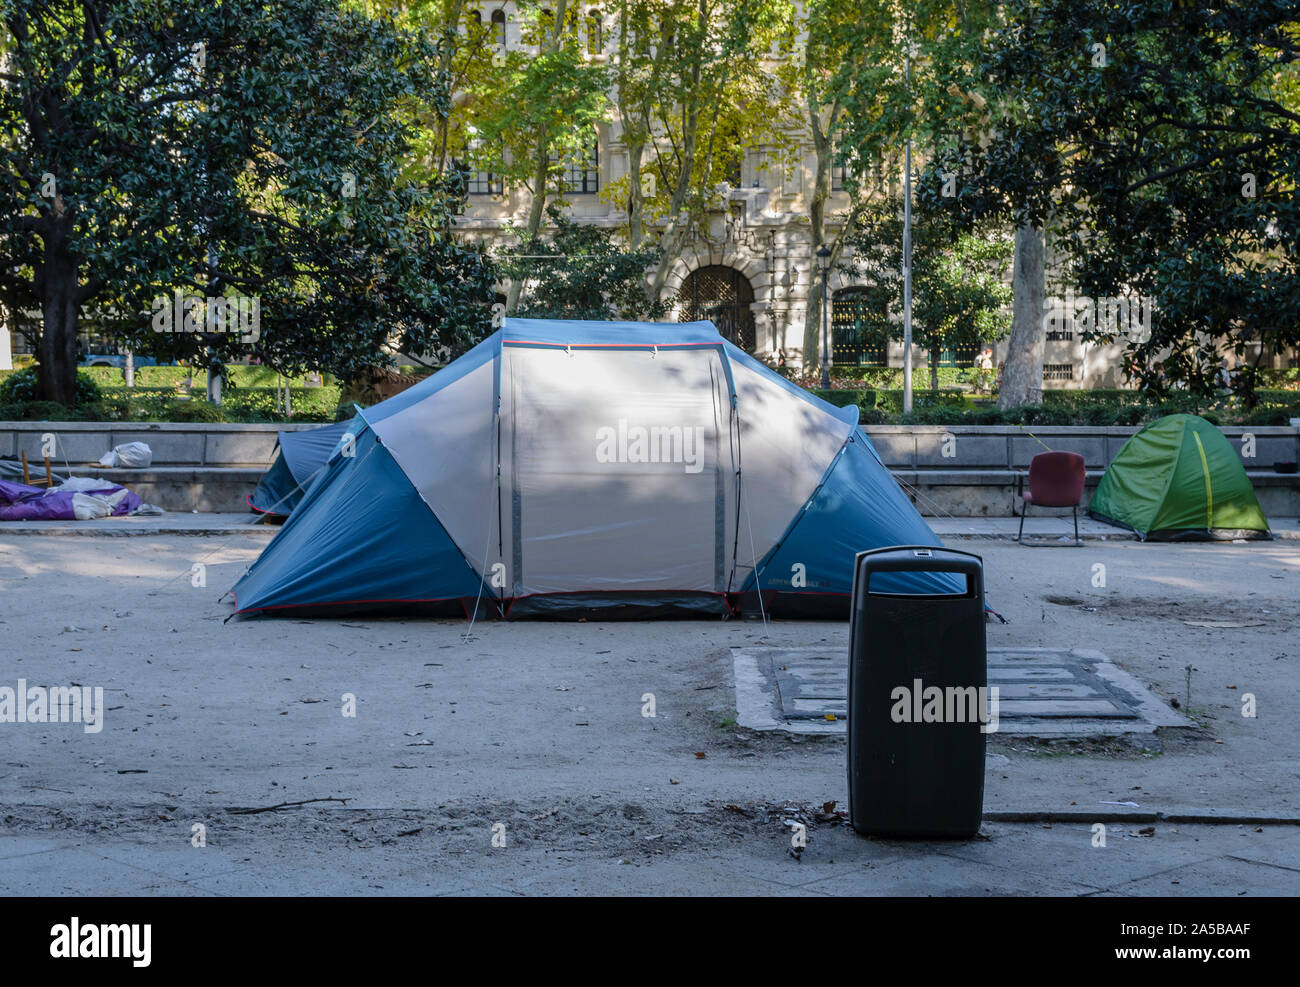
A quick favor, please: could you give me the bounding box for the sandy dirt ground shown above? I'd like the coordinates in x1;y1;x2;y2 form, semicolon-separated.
0;531;1296;895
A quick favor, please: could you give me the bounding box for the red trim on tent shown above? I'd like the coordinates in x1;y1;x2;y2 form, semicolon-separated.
245;494;286;518
503;340;721;350
232;593;468;614
233;587;851;617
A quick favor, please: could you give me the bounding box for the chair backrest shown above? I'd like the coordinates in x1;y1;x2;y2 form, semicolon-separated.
1027;451;1086;507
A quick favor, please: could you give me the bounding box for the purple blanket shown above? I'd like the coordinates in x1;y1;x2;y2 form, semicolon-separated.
0;479;142;521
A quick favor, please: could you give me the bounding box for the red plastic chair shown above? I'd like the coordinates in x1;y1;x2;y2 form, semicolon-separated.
1017;451;1086;546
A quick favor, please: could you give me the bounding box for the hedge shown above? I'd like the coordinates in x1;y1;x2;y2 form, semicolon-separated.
805;380;1300;426
75;365;334;389
0;366;103;406
0;386;342;423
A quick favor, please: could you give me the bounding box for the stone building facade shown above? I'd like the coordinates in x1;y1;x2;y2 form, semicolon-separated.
453;4;1298;388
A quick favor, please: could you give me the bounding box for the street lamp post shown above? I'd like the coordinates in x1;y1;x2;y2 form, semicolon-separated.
817;244;831;390
902;48;914;414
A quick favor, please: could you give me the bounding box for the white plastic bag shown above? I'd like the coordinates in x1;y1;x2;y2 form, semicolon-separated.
97;441;153;468
56;476;115;493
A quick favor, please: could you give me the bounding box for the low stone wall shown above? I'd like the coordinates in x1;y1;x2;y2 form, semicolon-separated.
864;425;1300;518
861;424;1299;471
2;421;1297;517
893;468;1299;518
0;421;321;470
84;467;267;513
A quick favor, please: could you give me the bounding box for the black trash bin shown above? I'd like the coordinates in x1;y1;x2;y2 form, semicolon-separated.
847;545;987;838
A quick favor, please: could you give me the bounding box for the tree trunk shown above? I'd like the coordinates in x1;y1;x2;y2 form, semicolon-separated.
802;109;833;368
626;136;645;249
433;0;465;176
801;95;848;371
36;220;80;406
506;0;568;313
505;140;553;312
998;223;1045;409
645;88;702;302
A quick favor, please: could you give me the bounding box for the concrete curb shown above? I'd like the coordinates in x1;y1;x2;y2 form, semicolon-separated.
942;531;1300;542
0;520;275;536
983;810;1300;825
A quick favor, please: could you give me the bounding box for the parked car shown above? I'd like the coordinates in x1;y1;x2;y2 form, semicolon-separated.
79;352;160;370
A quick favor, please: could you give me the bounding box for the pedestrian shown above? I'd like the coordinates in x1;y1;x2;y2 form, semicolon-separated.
1215;358;1233;392
974;349;995;393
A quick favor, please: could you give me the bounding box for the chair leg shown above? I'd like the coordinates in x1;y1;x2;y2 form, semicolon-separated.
1073;505;1080;546
1017;502;1027;542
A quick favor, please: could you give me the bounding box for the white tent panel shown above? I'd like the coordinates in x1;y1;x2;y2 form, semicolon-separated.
501;346;734;597
369;355;499;574
727;357;854;571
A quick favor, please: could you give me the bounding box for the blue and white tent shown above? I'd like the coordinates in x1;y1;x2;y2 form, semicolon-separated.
230;318;957;619
248;419;354;517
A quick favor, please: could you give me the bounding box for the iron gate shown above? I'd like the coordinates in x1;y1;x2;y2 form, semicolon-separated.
681;265;756;352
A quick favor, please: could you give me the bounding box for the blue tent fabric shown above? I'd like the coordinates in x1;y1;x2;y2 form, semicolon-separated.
278;420;354;484
247;452;300;516
742;430;963;614
232;319;957;620
233;423;482;615
248;420;354;516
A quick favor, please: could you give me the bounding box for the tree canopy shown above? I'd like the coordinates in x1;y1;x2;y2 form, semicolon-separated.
2;0;496;403
924;0;1300;400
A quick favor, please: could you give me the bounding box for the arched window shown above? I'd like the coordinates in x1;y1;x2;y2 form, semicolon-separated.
490;9;506;49
586;10;602;54
539;8;579;39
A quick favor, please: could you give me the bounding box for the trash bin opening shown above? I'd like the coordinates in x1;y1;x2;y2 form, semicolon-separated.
862;573;977;599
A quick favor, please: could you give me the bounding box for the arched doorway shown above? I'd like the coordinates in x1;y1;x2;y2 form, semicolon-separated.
680;265;756;351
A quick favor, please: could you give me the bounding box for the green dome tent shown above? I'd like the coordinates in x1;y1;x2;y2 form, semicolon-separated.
1089;414;1270;541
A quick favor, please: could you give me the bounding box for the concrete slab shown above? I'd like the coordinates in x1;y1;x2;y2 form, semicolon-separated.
866;433;915;468
0;534;1296;895
1102;852;1300;896
15;429;105;465
111;430;206;466
1011;435;1107;468
0;511;274;535
917;434;1008;468
733;646;1192;736
0;837;70;860
0;846;195;895
204;432;281;467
